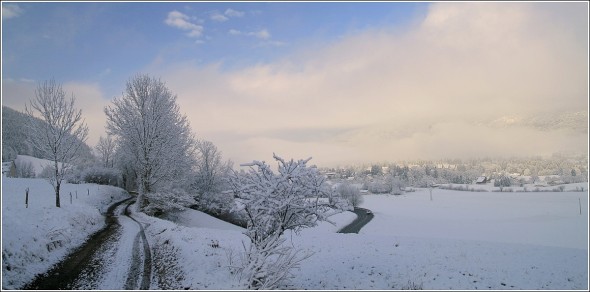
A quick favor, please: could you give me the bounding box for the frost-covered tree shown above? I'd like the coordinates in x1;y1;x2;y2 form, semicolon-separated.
228;154;347;289
194;140;231;199
387;175;406;195
105;74;197;211
494;175;512;191
336;182;363;207
95;135;117;168
25;79;89;207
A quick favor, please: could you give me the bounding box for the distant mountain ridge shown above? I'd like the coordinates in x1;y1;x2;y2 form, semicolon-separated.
2;106;94;162
487;111;588;133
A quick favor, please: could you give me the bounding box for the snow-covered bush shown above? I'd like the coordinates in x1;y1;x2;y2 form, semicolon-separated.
143;188;197;216
197;190;235;216
228;154;346;289
494;175;512;191
367;180;392;194
81;166;122;187
337;183;363;207
14;160;35;178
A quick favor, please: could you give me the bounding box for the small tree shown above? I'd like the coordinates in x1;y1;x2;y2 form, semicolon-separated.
194;140;231;205
25;79;88;207
95;135;117;168
494;175;512;192
371;165;382;176
336;182;363;207
388;175;406;195
228;154;346;289
15;160;35;178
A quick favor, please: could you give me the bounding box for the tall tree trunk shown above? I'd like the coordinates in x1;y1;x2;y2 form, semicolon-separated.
55;161;61;207
55;182;61;208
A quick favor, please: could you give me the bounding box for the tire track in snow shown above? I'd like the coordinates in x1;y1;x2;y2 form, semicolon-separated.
123;200;152;290
22;197;134;289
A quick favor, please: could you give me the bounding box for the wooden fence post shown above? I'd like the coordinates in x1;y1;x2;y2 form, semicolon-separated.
25;187;29;208
76;190;78;199
70;192;72;204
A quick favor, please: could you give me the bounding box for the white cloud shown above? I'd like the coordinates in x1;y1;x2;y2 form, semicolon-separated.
225;8;245;18
155;2;587;166
2;4;23;20
258;40;287;47
228;29;242;35
248;29;270;40
164;10;203;38
229;28;271;40
210;11;228;22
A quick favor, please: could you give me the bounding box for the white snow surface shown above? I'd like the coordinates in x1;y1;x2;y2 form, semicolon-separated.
161;208;245;232
2;177;588;290
141;187;588;290
13;155;63;177
1;178;129;289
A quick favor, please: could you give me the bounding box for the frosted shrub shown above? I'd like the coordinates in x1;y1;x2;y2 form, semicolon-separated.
81;166;122;187
143;188;196;216
228;154;348;289
15;160;35;178
337;183;363;207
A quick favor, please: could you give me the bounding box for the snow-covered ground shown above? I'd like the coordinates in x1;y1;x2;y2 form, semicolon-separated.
1;178;129;289
13;155;64;177
140;186;588;290
2;177;588;290
137;207;357;289
291;189;588;289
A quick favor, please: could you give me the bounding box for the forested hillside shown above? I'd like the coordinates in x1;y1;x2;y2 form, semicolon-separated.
2;106;94;162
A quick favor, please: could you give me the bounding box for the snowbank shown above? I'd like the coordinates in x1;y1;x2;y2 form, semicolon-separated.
1;178;129;289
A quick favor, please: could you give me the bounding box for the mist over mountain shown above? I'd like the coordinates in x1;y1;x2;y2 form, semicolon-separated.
486;111;588;133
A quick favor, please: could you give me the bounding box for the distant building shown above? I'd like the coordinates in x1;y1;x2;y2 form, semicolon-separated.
324;172;337;179
475;176;487;184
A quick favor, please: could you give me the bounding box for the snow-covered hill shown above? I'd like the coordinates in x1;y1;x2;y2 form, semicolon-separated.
13;155;61;177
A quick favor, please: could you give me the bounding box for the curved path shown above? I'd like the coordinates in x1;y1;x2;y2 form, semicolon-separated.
23;197;153;290
123;201;152;290
338;207;374;234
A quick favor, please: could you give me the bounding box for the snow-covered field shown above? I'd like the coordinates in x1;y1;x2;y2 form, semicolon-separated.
1;178;129;289
2;177;588;290
142;187;588;290
291;189;588;290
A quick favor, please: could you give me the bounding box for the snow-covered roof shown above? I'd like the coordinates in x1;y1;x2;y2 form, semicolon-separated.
475;176;486;183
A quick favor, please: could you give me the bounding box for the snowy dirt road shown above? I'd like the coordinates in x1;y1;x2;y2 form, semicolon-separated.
23;198;153;290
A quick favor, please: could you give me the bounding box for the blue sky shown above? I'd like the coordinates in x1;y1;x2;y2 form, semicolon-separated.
2;2;427;98
2;2;588;166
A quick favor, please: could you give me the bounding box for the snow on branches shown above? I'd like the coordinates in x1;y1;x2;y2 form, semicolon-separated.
227;153;349;289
